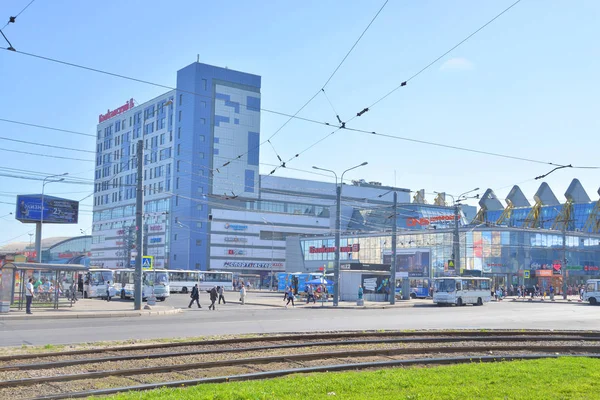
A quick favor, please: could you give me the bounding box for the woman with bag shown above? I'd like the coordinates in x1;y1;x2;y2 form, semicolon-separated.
239;283;247;305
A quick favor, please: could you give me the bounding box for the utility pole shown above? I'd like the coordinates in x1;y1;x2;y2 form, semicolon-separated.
453;203;461;276
390;191;397;305
134;139;144;310
562;225;568;300
333;184;341;307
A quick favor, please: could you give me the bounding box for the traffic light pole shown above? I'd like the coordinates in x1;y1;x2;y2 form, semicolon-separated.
390;191;397;305
453;203;461;275
134;139;144;310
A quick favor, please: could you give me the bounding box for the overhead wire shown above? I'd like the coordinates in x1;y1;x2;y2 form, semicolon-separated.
2;0;37;30
0;136;94;153
350;0;523;121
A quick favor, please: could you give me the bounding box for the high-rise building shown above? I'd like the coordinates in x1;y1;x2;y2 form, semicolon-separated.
92;61;408;281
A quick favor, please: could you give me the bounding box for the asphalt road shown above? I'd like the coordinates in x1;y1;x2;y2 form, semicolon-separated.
1;296;598;347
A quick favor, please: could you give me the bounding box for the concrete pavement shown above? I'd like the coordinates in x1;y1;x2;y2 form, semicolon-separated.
2;300;598;347
0;298;182;320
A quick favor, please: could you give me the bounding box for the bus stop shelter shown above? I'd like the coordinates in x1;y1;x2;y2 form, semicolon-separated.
0;262;89;313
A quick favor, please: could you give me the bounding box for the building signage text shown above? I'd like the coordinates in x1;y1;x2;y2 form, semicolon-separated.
227;249;246;255
222;261;284;270
406;215;459;227
224;237;248;243
149;225;163;231
150;237;162;243
309;244;360;254
99;98;134;123
224;223;248;231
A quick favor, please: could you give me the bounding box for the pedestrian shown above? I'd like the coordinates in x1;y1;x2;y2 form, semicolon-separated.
283;286;289;301
208;286;218;310
285;288;295;308
218;285;226;304
580;286;585;300
69;280;78;302
517;286;522;299
240;284;247;305
105;281;112;302
306;285;316;304
188;284;201;308
549;285;555;301
25;278;34;314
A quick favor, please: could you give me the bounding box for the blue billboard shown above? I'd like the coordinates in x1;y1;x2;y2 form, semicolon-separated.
15;194;79;224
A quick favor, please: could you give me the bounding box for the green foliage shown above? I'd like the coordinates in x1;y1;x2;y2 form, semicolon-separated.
102;358;600;400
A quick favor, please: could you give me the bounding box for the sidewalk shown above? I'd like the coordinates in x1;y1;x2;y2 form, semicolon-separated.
0;299;182;320
230;292;432;309
499;295;587;304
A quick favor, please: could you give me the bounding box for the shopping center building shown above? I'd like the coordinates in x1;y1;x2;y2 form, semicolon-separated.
92;61;406;279
287;180;600;291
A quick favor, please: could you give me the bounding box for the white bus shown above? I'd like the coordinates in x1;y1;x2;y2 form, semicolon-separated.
584;279;600;305
83;269;117;299
200;271;233;291
433;277;491;306
114;269;170;301
167;270;200;294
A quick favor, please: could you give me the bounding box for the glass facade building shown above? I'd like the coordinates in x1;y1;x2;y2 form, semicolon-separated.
297;226;600;290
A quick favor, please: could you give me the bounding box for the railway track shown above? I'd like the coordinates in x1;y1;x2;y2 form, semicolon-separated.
1;330;599;400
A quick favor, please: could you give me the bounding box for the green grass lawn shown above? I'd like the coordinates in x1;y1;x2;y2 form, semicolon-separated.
103;357;600;400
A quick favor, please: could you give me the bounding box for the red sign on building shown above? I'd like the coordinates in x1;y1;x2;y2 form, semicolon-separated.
309;244;360;254
99;99;134;123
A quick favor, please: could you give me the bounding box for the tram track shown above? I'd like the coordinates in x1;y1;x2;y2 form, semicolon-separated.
1;331;599;400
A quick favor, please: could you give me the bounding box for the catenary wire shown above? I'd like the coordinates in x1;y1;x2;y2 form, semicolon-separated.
0;136;94;153
351;0;523;121
2;0;37;30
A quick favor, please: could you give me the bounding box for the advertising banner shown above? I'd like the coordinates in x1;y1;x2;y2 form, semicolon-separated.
16;195;79;224
382;249;430;277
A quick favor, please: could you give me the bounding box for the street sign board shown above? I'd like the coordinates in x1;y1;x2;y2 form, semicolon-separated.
448;260;455;269
15;194;79;224
524;270;530;279
142;256;154;269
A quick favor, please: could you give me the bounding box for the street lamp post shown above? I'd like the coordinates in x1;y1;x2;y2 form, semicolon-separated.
37;173;68;263
438;188;479;277
262;218;275;291
313;162;368;307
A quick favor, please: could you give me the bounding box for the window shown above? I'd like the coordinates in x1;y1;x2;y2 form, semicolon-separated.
197;187;203;194
176;160;180;172
202;79;207;90
200;118;205;125
176;177;179;189
160;133;165;145
177;144;181;155
178;111;182;122
179;94;183;105
178;128;181;139
199;152;204;159
196;239;202;246
201;101;206;108
199;135;205;142
197;204;203;211
174;234;178;241
175;195;179;206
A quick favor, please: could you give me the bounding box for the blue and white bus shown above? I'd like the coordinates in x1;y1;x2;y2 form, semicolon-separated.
114;269;170;301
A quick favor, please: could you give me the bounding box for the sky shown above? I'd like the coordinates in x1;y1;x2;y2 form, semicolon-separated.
0;0;599;246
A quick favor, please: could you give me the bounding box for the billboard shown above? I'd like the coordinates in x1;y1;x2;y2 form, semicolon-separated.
383;248;431;277
15;194;79;224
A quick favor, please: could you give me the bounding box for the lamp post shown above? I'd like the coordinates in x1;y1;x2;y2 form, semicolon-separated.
313;161;368;306
177;222;191;269
37;173;68;263
262;218;275;290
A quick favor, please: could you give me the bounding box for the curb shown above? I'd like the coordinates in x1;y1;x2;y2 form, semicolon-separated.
228;301;423;309
0;308;182;321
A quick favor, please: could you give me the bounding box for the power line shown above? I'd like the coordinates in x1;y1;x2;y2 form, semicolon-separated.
216;0;389;172
2;0;37;30
0;49;334;130
0;147;93;162
0;136;94;153
344;126;600;169
352;0;523;120
0;118;96;137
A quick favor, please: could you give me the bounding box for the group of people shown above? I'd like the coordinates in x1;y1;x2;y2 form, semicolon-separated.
188;284;247;310
282;284;328;308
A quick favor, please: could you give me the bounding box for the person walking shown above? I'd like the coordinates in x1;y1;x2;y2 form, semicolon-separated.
240;283;247;305
283;286;290;301
218;286;226;304
306;284;316;304
188;284;201;308
25;278;34;314
105;281;112;302
285;289;295;308
69;280;78;302
208;286;218;310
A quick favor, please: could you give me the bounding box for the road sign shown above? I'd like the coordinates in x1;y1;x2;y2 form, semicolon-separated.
142;256;154;270
524;270;530;279
448;260;455;269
